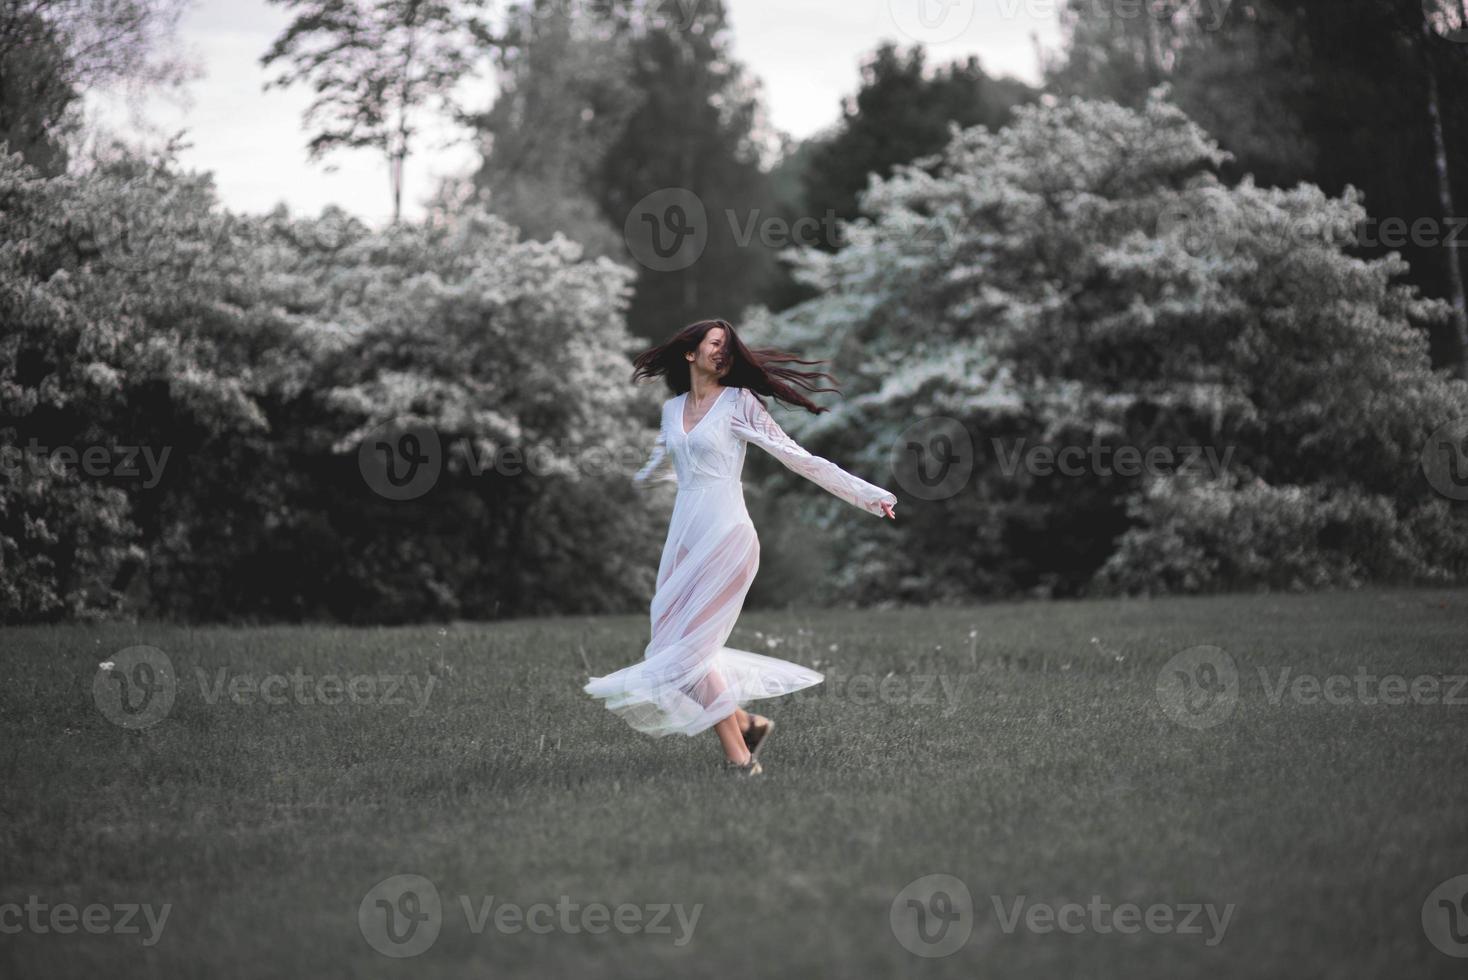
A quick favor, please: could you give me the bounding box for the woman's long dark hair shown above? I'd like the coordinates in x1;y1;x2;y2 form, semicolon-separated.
631;318;839;415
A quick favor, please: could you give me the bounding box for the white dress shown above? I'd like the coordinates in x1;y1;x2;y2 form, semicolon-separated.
584;385;898;736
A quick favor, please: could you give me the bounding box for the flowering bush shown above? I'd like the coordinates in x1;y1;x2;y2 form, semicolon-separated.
758;91;1468;598
0;146;660;622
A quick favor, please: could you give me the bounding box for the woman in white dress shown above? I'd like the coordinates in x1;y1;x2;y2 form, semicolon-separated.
583;319;897;776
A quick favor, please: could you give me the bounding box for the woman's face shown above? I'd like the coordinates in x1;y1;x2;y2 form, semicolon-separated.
690;327;730;379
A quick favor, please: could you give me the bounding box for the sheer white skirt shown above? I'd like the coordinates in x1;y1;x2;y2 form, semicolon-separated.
583;478;823;736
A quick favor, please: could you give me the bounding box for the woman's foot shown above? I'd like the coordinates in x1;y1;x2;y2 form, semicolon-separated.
716;711;762;774
723;756;763;776
742;714;774;759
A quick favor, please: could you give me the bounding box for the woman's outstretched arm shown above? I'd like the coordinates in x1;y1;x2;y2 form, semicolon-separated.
730;388;896;517
632;409;677;488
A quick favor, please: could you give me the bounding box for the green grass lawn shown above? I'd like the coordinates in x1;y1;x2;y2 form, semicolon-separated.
3;587;1467;978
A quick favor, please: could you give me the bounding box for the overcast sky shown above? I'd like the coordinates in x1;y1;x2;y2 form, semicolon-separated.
87;1;1062;227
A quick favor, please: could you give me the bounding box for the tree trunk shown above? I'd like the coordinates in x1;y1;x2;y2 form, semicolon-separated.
390;151;404;225
1422;10;1468;378
1144;9;1164;83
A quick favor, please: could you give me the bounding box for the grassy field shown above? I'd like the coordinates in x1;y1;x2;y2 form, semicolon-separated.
2;587;1467;978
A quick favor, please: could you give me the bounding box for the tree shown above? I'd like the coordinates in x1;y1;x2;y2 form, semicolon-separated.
587;0;784;342
0;137;668;623
1422;0;1468;378
755;41;1034;314
463;0;637;260
1044;0;1468;378
759;93;1468;601
260;0;493;224
801;41;1035;239
0;142;300;621
0;0;193;175
0;7;74;174
293;208;660;622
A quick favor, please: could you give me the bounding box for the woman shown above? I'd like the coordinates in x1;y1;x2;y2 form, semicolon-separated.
583;319;897;776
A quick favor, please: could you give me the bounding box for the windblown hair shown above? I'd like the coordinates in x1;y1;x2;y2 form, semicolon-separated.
630;318;839;415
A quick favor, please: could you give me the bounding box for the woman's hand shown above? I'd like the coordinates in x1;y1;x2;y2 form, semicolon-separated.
879;500;897;520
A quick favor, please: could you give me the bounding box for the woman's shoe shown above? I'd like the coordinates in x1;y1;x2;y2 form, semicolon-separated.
743;714;774;760
723;757;763;776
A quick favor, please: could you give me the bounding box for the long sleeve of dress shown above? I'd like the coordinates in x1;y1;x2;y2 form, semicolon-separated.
632;418;677;488
730;388;896;516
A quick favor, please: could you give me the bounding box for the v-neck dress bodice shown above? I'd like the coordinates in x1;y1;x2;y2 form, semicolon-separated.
677;385;731;437
583;386;897;736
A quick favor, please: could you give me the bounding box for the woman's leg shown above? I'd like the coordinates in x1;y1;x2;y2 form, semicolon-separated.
673;527;762;763
656;524;763;764
714;714;750;765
